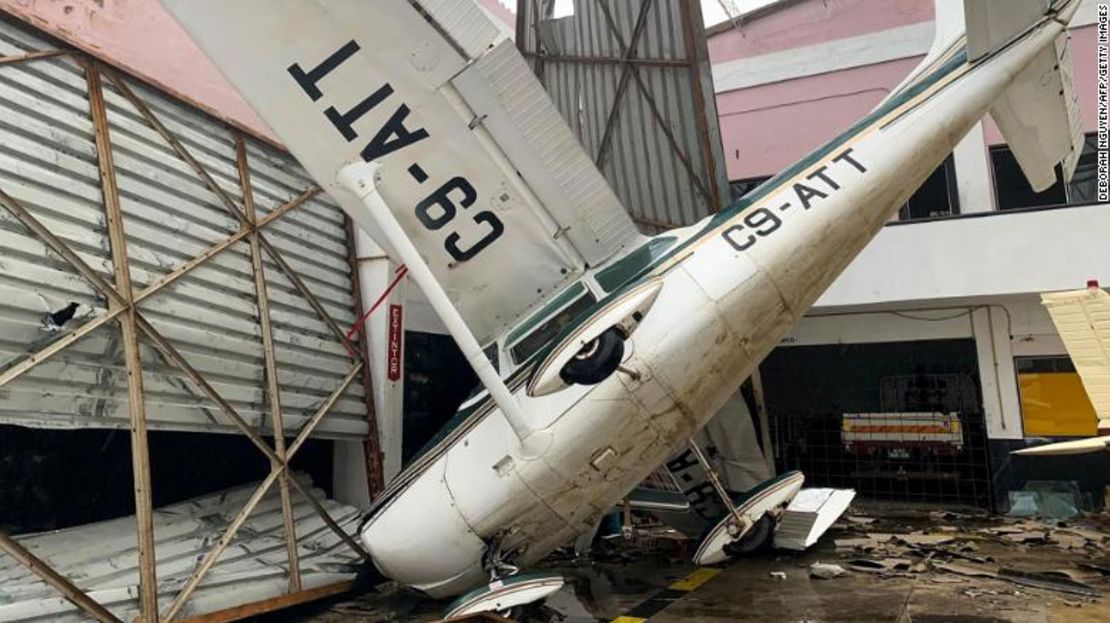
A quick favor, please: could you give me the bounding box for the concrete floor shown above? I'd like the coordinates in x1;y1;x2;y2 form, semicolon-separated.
268;510;1110;623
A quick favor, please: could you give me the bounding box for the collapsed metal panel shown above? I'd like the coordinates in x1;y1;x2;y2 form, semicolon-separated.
0;16;369;439
0;475;361;622
517;0;731;230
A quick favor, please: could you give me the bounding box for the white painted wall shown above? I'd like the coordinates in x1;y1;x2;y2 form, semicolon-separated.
815;204;1110;309
951;122;995;214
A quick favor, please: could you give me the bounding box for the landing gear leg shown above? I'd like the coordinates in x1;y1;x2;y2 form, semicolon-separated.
687;440;751;538
442;540;565;621
687;439;806;566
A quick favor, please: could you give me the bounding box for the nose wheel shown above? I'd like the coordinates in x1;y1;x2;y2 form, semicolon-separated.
442;539;566;621
442;572;565;621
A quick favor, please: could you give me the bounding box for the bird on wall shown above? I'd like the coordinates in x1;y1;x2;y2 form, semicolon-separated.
35;293;92;333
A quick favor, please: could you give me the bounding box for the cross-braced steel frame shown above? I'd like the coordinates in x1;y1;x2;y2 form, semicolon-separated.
517;0;724;230
0;44;383;623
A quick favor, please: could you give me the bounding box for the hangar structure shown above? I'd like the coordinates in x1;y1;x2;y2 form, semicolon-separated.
0;0;1106;621
0;8;379;621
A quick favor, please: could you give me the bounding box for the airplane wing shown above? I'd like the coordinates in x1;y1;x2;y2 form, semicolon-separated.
162;0;642;345
1013;285;1110;456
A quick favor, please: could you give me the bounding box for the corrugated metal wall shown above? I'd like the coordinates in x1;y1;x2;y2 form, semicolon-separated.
0;16;370;439
517;0;731;230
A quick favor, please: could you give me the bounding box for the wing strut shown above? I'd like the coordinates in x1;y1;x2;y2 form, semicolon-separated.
338;161;547;455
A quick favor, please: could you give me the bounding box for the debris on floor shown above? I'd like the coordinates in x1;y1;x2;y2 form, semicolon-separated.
289;504;1110;623
773;488;856;551
808;562;847;579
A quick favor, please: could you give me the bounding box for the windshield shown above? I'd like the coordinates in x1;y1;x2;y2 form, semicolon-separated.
509;292;597;364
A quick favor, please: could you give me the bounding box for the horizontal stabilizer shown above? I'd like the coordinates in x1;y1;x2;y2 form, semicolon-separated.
989;32;1084;190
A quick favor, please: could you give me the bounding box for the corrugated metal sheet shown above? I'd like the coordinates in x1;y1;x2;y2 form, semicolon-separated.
0;17;369;439
0;475;361;622
517;0;731;230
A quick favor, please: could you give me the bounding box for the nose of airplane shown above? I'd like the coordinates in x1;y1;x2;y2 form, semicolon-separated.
359;464;487;598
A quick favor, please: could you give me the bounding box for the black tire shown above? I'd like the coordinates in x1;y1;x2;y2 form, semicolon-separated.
726;514;774;556
559;328;625;385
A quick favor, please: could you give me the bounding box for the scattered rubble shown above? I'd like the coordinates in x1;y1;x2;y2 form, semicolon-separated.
809;562;846;579
821;509;1109;599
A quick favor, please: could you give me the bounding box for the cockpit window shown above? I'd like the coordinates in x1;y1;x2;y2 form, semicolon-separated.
509;290;597;365
595;236;676;292
483;342;500;372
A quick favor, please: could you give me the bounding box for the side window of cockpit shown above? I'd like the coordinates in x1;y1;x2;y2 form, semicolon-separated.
509;293;597;365
483;342;500;373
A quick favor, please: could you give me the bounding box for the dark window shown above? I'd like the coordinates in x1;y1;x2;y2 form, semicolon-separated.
510;293;597;364
483;342;500;372
1014;356;1077;374
991;134;1099;210
729;176;771;201
899;156;959;220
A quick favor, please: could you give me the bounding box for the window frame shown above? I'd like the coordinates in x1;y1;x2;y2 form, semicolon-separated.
507;289;598;366
898;155;960;221
989;132;1102;211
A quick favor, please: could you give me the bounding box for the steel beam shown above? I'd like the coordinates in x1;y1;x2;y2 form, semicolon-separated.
236;135;302;593
86;60;159;623
344;217;385;496
681;1;724;212
0;49;67;65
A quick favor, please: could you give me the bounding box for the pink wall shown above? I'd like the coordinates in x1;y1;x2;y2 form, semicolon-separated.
0;0;515;145
0;0;276;141
708;0;933;63
717;57;922;179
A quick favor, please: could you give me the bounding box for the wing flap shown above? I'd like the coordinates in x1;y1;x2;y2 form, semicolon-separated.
452;41;641;265
416;0;502;59
963;0;1049;62
989;33;1084;191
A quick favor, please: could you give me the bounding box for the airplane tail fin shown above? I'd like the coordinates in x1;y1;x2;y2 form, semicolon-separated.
892;0;1084;191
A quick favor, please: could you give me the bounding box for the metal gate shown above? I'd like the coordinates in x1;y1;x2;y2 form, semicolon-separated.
762;340;993;509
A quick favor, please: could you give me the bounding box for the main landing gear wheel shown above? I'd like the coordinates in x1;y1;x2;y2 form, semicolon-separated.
725;514;774;556
692;470;805;566
559;327;624;385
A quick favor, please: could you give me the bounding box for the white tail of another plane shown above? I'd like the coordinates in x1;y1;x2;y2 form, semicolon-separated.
1016;282;1110;456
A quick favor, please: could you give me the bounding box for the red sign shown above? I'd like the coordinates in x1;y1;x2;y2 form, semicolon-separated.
387;304;403;381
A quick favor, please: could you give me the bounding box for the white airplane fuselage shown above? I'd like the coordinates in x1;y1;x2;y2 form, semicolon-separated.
360;11;1068;598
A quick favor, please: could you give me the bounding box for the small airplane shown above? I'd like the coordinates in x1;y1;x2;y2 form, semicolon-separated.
163;0;1085;616
1014;280;1110;456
